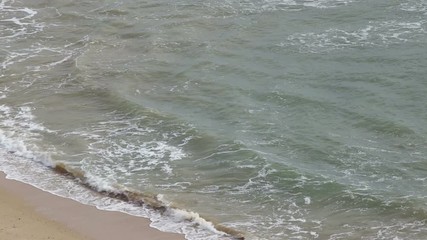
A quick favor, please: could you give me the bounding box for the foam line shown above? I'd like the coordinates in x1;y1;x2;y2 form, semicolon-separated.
52;162;245;240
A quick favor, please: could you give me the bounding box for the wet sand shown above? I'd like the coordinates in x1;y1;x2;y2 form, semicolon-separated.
0;171;185;240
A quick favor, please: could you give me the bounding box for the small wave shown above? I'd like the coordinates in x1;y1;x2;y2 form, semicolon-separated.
1;1;90;74
0;103;244;240
0;147;244;240
1;36;89;74
0;0;43;40
201;0;356;18
281;20;427;53
52;162;245;239
0;104;54;167
297;0;356;9
401;0;427;14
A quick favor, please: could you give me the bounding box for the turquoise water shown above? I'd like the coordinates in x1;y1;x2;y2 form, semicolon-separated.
1;0;427;239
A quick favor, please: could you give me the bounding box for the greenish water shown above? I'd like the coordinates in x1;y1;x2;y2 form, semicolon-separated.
1;0;427;239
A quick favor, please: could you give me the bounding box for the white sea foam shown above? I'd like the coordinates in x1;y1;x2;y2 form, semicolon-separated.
0;0;43;40
281;19;427;53
203;0;357;18
1;2;89;74
0;116;242;239
67;116;188;183
1;41;88;73
297;0;356;9
0;103;237;240
0;104;54;167
401;0;427;14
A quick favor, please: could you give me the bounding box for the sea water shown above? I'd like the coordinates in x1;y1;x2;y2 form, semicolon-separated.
1;0;427;239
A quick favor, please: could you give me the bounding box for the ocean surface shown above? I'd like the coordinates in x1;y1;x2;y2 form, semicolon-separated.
1;0;427;239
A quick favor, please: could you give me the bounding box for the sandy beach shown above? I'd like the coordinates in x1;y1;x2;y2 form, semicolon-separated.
0;171;185;240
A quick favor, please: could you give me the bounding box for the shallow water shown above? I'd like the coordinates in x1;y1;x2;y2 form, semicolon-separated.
1;0;427;239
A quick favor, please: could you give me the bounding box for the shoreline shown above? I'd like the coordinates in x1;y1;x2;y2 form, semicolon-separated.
0;171;185;240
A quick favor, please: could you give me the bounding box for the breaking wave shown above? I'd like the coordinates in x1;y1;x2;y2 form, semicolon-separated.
0;103;244;240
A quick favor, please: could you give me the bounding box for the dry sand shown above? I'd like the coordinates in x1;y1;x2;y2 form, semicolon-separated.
0;171;185;240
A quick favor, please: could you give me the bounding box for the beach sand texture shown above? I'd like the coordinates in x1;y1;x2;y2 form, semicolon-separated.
0;172;185;240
